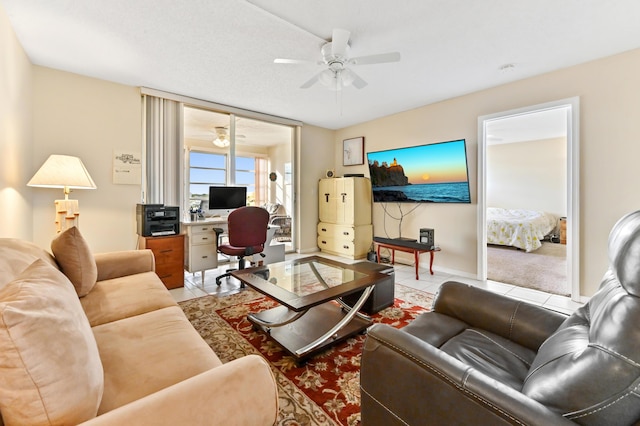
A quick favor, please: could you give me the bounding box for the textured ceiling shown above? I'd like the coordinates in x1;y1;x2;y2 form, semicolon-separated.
3;0;640;130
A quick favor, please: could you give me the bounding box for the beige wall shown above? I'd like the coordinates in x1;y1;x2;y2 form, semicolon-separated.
487;137;567;216
336;48;640;296
32;67;142;252
298;125;336;253
0;6;33;240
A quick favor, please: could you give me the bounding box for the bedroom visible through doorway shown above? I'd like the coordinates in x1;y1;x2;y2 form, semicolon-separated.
478;98;580;300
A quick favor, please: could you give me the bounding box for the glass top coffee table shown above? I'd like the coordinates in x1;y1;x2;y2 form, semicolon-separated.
231;256;389;362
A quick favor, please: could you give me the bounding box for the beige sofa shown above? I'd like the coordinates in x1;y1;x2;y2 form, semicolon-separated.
0;227;278;426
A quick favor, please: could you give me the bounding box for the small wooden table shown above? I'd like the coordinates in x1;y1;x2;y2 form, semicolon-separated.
374;237;441;280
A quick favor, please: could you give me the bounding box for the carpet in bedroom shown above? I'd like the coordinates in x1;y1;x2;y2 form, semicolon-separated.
487;242;568;296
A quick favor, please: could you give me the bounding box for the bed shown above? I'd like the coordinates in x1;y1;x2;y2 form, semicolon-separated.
487;207;559;252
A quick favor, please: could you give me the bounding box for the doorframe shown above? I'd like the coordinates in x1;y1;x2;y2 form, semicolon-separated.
477;97;580;301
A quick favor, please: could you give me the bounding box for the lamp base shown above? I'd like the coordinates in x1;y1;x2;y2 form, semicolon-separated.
55;199;79;233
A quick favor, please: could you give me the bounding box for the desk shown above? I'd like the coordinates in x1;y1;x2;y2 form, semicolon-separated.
182;217;228;280
373;237;441;280
182;218;285;280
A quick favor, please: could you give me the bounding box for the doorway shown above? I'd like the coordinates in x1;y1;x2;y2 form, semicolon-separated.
477;98;580;301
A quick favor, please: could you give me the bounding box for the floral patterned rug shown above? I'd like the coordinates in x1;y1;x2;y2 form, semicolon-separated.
179;284;434;425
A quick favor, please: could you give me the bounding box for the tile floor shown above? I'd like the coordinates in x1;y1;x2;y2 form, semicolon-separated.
170;251;583;315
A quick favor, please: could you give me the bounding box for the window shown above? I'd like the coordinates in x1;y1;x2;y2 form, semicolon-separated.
189;152;226;201
236;156;255;205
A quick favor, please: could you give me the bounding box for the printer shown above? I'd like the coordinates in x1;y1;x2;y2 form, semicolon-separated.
136;204;180;237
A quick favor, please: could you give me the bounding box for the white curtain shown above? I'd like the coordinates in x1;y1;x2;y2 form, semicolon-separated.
143;95;183;208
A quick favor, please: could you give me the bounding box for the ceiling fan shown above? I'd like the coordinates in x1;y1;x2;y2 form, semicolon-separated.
275;28;401;91
212;127;245;148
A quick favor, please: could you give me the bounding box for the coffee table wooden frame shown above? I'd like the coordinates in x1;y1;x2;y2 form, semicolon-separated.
231;256;387;362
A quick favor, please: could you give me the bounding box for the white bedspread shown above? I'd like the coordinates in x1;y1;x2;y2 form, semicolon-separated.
487;207;558;252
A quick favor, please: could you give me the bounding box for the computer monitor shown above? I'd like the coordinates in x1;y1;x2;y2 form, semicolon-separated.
207;186;247;216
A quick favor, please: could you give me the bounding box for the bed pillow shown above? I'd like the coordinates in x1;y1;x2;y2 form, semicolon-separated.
0;259;104;425
51;226;98;297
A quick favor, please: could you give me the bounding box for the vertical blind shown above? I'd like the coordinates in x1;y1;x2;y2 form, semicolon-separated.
142;95;183;207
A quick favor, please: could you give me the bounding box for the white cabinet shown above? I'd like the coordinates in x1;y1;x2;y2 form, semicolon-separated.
317;177;373;259
183;221;225;280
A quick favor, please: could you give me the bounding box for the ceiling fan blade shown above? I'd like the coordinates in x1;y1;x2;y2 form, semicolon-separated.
300;71;323;89
341;69;368;89
331;28;350;58
349;52;401;65
350;70;368;89
274;58;312;64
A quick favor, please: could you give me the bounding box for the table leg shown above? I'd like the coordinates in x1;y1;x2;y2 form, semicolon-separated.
295;285;374;356
391;249;395;265
430;251;435;275
376;245;381;263
414;250;419;280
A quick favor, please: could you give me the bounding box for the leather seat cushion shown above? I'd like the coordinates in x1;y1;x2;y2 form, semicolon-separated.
440;328;536;390
218;244;263;257
402;311;468;347
403;313;536;390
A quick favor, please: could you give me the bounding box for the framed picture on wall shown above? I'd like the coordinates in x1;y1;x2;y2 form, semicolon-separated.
343;137;365;166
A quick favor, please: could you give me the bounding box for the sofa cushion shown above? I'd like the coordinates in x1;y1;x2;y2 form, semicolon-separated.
51;226;98;297
0;259;103;425
0;238;58;289
80;271;178;327
92;305;221;414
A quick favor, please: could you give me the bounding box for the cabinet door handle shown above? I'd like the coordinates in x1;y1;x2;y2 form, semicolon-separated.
321;240;327;244
159;249;173;253
341;193;347;202
321;228;327;232
324;193;330;202
202;237;208;240
201;255;208;259
343;231;349;235
343;245;350;249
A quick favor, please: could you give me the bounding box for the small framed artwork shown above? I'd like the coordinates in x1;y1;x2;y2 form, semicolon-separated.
343;137;365;166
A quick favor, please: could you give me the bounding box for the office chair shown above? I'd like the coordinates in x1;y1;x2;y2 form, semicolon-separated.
215;206;270;286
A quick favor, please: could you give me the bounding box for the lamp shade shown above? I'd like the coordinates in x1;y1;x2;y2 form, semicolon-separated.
28;155;97;192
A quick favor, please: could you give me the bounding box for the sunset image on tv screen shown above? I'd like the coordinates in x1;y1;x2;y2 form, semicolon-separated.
366;139;471;203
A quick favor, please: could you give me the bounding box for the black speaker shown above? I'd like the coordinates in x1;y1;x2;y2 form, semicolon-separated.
420;228;434;247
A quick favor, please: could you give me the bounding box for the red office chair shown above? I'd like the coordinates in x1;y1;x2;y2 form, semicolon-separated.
215;206;270;286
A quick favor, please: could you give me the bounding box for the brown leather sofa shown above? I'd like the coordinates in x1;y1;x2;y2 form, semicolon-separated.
361;210;640;425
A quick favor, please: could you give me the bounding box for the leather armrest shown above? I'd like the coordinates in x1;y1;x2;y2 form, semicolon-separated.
432;281;567;350
79;355;278;426
94;250;156;282
361;324;575;426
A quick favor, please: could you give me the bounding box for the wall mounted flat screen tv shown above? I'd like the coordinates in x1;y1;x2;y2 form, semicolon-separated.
366;139;471;203
208;186;247;210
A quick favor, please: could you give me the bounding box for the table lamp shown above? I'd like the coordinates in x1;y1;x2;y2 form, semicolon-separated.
27;154;97;233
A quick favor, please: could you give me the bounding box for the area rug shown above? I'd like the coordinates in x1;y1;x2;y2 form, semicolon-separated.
179;285;433;425
487;242;568;296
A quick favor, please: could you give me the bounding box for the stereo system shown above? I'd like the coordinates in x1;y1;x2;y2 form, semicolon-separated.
136;204;180;237
420;228;435;248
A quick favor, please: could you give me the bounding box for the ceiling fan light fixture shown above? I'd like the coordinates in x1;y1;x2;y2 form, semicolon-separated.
212;127;230;147
213;137;229;147
318;69;336;88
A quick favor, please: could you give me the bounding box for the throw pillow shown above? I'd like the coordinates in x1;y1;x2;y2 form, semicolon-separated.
0;259;104;425
51;226;98;297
